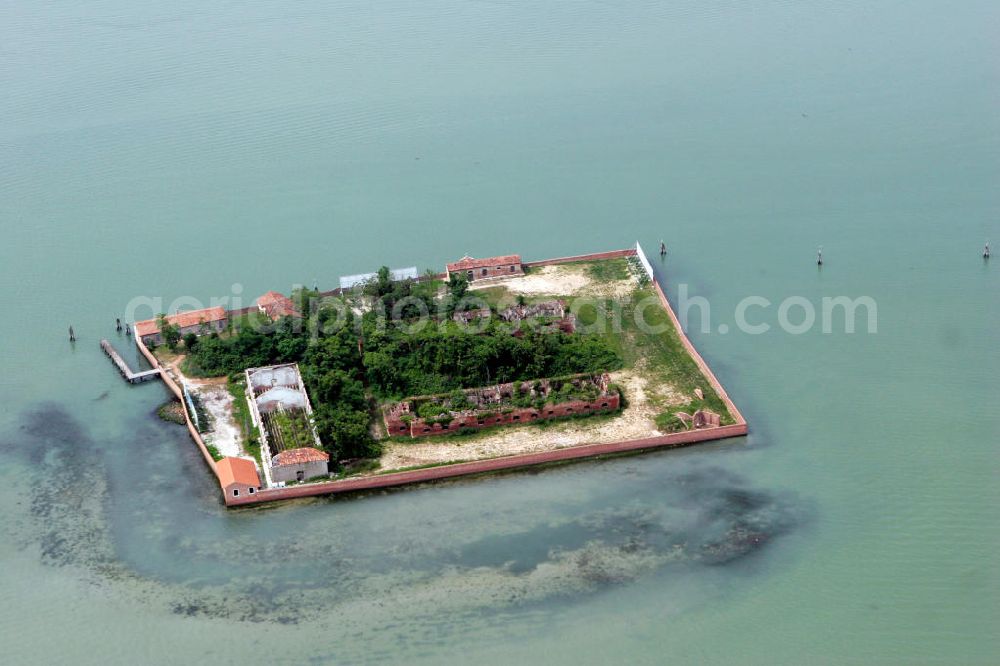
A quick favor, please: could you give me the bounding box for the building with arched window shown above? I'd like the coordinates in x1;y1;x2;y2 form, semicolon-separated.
445;254;523;282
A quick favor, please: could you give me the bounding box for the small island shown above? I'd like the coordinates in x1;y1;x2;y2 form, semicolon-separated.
134;244;747;506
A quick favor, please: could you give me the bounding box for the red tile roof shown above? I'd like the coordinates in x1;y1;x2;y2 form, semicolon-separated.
134;306;228;337
447;254;522;271
216;457;261;488
272;447;329;466
256;291;300;319
134;319;159;337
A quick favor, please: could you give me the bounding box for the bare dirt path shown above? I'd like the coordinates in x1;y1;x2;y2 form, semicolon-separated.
190;381;242;457
469;263;637;300
378;368;664;471
160;353;244;458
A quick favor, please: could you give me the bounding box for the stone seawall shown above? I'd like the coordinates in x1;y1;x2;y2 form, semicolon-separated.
648;268;746;424
226;244;746;507
228;423;748;506
522;247;637;268
136;337;220;477
141;245;745;506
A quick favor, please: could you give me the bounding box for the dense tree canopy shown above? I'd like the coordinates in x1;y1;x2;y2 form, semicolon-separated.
361;318;620;399
179;273;622;463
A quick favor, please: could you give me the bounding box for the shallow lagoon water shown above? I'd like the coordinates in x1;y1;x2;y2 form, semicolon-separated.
0;0;997;663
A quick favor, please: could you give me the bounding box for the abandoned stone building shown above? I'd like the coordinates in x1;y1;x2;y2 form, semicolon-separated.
451;299;576;334
498;300;565;321
501;300;576;335
134;306;228;347
446;254;523;282
675;408;722;430
384;372;620;438
452;307;493;324
270;446;329;483
256;290;300;320
245;363;330;485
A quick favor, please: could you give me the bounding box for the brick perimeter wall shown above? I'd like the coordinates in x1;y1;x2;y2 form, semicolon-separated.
648;276;746;425
228;423;747;506
229;246;747;506
147;244;745;506
135;337;221;478
522;248;636;268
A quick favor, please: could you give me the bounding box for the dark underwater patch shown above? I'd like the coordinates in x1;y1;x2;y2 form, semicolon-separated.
1;403;114;569
0;403;809;627
452;463;805;579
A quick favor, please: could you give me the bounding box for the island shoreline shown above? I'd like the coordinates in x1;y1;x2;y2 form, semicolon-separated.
136;244;748;507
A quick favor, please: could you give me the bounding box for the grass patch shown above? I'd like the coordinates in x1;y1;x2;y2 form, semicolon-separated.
336;459;382;477
377;460;469;474
655;398;718;433
282;474;331;486
228;378;263;466
411;279;445;301
531;257;631;284
565;282;732;423
469;285;513;309
584;257;630;282
186;391;213;434
205;443;224;461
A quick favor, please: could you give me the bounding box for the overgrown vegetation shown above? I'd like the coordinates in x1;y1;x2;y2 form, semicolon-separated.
156;400;186;425
386;392;625;444
157;313;181;350
655;397;716;433
409;375;612;418
228;378;262;466
179;274;622;466
583;257;630;282
182;314;379;464
363;320;621;399
265;409;316;451
166;257;729;465
186;390;213;434
568;285;733;423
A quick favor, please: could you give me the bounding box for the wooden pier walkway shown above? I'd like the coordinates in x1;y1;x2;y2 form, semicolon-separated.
100;339;161;384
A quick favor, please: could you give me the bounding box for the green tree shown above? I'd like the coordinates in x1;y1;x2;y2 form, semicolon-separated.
314;405;379;461
448;272;469;299
444;272;469;318
157;314;182;350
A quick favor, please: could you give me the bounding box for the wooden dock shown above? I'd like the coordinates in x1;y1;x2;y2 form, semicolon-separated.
100;339;161;384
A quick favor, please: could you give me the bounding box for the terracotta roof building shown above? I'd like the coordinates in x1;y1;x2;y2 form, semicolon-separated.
134;306;228;346
245;363;329;485
446;254;523;282
217;456;261;500
256;291;300;320
272;447;329;466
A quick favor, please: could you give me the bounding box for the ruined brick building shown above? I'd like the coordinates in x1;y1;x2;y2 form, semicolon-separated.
384;372;620;438
446;254;523;282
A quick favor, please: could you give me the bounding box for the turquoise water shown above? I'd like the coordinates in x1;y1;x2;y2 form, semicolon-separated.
1;1;997;663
